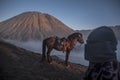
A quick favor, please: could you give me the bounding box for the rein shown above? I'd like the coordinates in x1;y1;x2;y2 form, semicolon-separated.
74;44;82;50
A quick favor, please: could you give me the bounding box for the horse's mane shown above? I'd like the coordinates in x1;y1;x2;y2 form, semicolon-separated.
67;32;82;39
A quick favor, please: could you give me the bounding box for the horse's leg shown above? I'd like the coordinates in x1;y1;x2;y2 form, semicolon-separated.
41;52;46;62
47;48;53;63
65;50;71;66
41;40;46;62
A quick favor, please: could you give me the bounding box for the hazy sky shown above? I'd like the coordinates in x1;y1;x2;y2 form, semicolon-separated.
0;0;120;30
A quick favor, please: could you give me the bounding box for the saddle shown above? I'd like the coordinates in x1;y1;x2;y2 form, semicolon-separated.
55;37;68;52
55;37;61;45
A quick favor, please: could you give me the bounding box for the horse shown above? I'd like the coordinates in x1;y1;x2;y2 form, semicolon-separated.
41;32;84;66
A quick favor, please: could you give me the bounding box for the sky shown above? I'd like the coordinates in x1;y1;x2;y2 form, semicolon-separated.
0;0;120;30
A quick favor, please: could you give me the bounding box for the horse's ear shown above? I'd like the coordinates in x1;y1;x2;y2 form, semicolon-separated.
79;33;82;37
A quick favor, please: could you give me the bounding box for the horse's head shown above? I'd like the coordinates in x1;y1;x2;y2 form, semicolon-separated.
68;33;84;44
76;33;84;44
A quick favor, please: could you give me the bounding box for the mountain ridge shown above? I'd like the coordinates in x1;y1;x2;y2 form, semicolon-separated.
77;25;120;41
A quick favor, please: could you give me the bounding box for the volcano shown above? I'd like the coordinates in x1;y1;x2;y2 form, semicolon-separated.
0;11;74;41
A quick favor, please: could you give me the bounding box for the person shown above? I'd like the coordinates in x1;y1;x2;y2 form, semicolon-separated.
83;26;120;80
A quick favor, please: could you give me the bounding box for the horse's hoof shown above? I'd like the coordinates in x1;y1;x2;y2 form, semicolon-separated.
48;60;52;64
50;62;53;64
64;63;70;68
66;65;70;68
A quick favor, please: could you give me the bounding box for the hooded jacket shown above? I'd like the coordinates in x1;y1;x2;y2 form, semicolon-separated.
85;26;118;63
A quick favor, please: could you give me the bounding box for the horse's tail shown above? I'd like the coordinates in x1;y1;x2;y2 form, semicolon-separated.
41;39;46;61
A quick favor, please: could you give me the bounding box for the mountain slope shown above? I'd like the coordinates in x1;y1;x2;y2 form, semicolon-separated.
0;40;86;80
0;11;74;41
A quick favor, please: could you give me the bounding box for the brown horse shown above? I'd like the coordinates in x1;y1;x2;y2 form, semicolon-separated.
41;32;84;66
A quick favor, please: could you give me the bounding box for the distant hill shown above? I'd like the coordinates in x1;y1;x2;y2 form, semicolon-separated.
0;11;74;41
111;25;120;41
77;26;120;41
0;40;86;80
